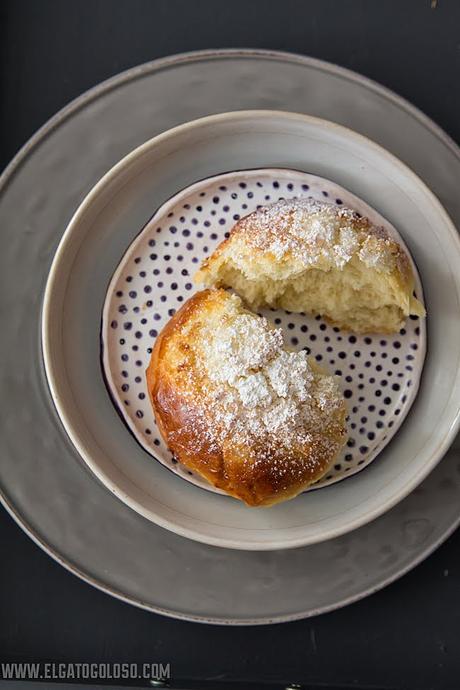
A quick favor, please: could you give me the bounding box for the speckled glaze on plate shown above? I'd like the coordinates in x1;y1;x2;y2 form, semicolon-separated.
1;50;460;622
101;168;425;498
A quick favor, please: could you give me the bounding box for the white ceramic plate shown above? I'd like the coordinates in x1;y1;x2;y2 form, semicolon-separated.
42;110;460;551
101;169;425;495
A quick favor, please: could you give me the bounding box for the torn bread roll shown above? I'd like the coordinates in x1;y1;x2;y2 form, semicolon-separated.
146;288;347;506
195;197;425;333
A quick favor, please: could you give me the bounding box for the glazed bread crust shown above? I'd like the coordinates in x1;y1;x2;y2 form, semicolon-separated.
146;289;347;506
195;198;425;333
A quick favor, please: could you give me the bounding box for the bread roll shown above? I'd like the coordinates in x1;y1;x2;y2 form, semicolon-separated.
146;288;347;506
195;198;425;333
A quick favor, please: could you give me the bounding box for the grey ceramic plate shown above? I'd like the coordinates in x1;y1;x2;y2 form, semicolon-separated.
44;112;441;553
1;49;460;623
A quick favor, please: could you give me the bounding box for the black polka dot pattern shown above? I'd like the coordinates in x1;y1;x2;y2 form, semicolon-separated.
102;170;425;493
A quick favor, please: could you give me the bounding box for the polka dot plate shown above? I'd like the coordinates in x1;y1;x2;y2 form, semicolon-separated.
101;169;426;496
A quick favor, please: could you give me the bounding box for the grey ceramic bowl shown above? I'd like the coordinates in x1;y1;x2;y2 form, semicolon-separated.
42;110;460;550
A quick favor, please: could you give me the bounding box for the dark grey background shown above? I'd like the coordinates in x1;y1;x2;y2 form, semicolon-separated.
1;1;459;689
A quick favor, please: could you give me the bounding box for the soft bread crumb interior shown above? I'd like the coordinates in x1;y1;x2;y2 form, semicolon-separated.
206;256;424;333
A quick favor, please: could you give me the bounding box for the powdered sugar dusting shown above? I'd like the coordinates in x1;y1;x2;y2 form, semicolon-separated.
193;293;347;476
234;373;272;408
205;312;283;385
232;197;401;273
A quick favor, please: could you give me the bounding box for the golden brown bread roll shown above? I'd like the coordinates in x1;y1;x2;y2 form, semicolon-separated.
146;288;347;506
195;197;426;333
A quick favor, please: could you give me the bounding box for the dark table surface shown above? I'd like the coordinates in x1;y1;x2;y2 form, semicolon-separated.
1;1;460;689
